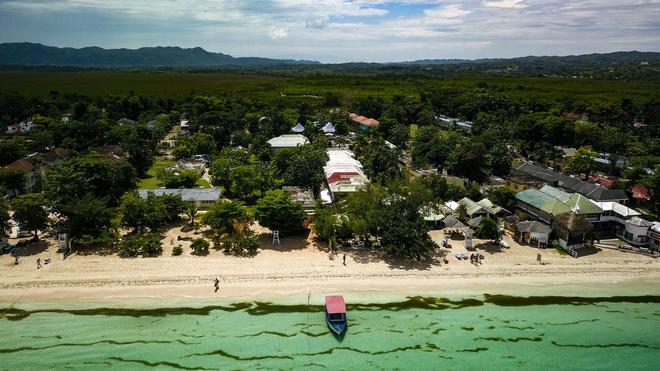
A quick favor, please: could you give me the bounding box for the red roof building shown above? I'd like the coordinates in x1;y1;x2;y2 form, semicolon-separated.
631;185;651;201
589;175;615;188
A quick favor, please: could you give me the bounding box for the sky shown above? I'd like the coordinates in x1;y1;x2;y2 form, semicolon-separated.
0;0;659;63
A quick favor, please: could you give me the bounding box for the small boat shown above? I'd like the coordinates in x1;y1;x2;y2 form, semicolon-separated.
325;295;347;336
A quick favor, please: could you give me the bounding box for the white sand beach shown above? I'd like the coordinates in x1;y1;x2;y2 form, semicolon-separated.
1;225;659;303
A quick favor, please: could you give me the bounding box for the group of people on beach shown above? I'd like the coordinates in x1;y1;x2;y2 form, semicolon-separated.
470;253;484;265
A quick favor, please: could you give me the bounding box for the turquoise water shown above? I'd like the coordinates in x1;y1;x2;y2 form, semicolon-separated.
1;295;659;370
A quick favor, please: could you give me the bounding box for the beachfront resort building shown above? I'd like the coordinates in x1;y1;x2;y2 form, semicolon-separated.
323;148;368;200
138;189;221;209
507;162;629;204
267;134;309;151
515;184;653;250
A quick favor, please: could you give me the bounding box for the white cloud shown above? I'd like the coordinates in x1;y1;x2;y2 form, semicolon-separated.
424;4;471;18
482;0;528;9
268;26;289;40
0;0;658;62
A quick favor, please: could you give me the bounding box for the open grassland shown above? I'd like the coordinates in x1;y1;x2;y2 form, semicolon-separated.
0;70;657;103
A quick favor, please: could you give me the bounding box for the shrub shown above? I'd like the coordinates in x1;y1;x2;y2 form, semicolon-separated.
141;234;164;256
118;236;142;257
117;233;163;257
191;238;210;255
223;229;259;256
172;245;183;256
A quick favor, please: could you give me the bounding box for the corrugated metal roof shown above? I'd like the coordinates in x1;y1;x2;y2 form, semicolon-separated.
138;188;221;202
267;134;309;148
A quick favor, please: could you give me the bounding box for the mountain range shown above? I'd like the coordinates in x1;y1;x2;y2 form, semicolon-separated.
0;42;658;69
0;42;319;67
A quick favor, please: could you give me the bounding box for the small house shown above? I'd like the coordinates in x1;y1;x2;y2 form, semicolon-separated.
137;189;221;209
267;134;309;151
515;221;552;247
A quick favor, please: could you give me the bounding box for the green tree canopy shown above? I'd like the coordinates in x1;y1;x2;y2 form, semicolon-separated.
0;200;10;238
475;217;501;242
254;190;304;235
202;200;251;233
488;187;517;213
566;146;598;178
11;193;49;240
60;194;114;239
158;169;200;188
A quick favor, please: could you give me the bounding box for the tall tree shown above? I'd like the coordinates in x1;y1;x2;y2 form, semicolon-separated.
11;193;49;240
254;190;304;235
566;146;598;179
202;200;251;233
0;200;10;239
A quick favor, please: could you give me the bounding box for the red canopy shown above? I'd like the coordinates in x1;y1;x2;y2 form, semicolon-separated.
325;295;346;314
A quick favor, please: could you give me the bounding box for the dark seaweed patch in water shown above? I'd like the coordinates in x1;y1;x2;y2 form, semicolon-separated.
551;341;660;350
21;335;63;340
431;328;446;335
487;325;496;329
484;294;660;307
457;347;489;353
301;329;328;338
502;325;535;330
238;331;297;338
546;319;599;326
0;339;198;354
107;357;212;370
0;303;253;321
3;295;658;322
185;349;294;361
475;335;543;343
297;344;428;356
461;326;474;331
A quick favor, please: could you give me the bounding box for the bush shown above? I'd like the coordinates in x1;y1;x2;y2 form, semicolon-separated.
172;245;183;256
223;229;259;256
117;233;163;257
141;234;164;256
191;238;210;255
118;236;142;257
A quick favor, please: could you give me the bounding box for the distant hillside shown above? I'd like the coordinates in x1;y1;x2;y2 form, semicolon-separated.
397;51;660;68
0;43;320;67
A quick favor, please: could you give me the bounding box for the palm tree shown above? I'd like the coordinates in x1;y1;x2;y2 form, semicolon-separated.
184;204;198;229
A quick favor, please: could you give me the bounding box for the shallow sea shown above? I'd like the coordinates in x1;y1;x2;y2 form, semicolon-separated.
1;294;659;370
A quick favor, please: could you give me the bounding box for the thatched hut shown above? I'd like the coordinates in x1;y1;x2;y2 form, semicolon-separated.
552;212;592;250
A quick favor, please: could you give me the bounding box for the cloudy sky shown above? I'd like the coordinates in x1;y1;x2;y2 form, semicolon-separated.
0;0;658;62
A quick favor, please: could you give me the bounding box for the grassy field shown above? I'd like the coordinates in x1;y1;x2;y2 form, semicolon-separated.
138;158;175;189
137;158;212;189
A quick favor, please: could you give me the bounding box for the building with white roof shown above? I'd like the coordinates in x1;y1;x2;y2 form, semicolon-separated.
138;188;221;209
267;134;309;151
589;200;649;246
323;148;368;199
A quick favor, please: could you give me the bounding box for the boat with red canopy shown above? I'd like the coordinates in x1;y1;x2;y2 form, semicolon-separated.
325;295;347;336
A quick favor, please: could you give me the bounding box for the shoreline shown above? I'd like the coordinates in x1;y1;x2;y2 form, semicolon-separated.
2;272;659;307
2;230;659;306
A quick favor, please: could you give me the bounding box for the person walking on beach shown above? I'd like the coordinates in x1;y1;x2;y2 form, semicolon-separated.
37;258;42;269
343;254;346;266
214;277;220;292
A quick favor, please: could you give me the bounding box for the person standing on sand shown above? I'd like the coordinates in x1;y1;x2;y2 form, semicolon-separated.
37;258;42;269
343;254;346;266
214;277;219;292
